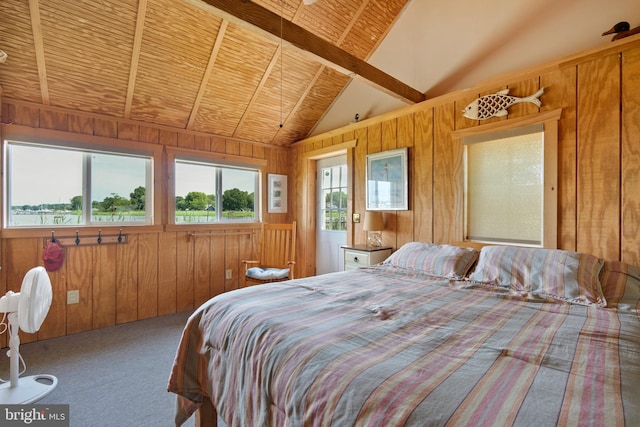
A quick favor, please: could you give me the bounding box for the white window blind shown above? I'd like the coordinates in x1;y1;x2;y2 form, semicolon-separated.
464;124;544;246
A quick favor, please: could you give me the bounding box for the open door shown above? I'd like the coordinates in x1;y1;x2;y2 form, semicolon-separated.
316;155;347;274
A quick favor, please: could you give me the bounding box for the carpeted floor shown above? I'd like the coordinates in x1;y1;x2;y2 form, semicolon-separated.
0;311;196;427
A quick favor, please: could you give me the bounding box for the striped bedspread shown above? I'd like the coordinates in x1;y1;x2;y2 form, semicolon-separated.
168;265;640;426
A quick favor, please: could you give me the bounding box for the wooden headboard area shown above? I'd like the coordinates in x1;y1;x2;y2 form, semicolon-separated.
451;241;490;251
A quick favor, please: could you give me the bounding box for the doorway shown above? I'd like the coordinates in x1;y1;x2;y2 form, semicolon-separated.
316;155;347;274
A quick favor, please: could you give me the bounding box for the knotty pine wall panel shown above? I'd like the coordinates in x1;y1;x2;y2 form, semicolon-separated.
412;109;433;244
158;232;178;316
395;114;415;249
138;233;159;320
94;117;118;139
210;234;228;297
223;235;240;293
117;122;139;141
381;119;397;152
92;244;117;329
66;246;93;335
40;110;68;132
367;122;382;154
178;133;195;150
214;234;231;295
139;125;160;144
116;234;139;325
175;232;195;312
622;46;640;266
68;114;94;135
577;54;621;260
541;67;578;251
194;235;212;308
432;102;461;245
380;118;398;249
0;100;285;342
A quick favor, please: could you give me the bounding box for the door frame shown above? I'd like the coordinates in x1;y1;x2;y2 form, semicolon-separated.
301;139;357;276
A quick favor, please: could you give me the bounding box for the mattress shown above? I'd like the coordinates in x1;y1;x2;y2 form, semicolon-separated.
168;243;640;426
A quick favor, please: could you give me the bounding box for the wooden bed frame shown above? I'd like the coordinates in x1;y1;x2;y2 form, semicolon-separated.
194;398;216;427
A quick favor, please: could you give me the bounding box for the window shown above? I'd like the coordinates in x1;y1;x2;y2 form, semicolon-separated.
5;141;153;228
321;163;347;231
457;109;561;248
464;124;544;245
174;159;259;223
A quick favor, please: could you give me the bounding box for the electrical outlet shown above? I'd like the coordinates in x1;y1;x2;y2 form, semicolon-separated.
67;290;79;305
225;269;232;279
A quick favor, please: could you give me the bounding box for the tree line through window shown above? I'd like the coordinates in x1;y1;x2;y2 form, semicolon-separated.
174;160;258;224
4;140;260;227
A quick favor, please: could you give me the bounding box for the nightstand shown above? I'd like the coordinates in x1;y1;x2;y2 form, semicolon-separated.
342;245;392;271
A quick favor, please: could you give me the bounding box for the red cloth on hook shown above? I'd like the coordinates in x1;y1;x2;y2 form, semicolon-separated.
42;240;65;272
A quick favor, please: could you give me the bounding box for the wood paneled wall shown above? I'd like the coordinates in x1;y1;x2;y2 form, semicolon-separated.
0;100;290;345
2;35;639;345
292;37;640;278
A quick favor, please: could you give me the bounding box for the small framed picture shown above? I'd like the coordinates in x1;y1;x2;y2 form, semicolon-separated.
268;174;288;213
366;148;408;210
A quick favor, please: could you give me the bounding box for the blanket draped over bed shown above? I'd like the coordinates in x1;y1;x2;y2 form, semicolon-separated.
168;253;640;426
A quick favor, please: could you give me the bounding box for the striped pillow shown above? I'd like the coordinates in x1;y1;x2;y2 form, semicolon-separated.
469;246;606;306
599;260;640;309
383;242;479;279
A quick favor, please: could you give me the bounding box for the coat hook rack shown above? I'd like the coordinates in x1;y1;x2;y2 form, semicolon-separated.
44;230;129;247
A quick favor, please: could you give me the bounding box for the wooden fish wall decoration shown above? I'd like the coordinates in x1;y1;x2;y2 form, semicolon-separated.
462;88;544;120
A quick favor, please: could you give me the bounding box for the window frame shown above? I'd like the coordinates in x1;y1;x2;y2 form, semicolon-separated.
453;109;562;249
166;146;267;230
319;162;348;232
1;125;163;237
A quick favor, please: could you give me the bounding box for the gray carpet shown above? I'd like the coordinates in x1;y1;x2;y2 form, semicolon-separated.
0;311;196;427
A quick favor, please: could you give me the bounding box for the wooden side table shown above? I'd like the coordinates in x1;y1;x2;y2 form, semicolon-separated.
342;244;392;270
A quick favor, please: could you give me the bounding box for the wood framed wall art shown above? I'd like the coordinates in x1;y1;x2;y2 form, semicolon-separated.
268;174;288;213
366;148;408;211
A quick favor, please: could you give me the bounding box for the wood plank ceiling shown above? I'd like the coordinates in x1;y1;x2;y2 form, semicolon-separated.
0;0;417;146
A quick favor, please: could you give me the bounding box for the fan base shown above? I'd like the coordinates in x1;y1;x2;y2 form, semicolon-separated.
0;374;58;404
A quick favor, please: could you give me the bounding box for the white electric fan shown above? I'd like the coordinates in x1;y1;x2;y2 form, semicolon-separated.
0;266;58;404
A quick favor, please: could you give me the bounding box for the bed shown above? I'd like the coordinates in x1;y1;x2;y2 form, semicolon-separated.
168;242;640;426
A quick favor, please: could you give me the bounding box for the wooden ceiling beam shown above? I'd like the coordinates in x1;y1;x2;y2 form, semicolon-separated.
28;0;50;105
186;0;425;104
187;20;229;129
124;0;148;119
